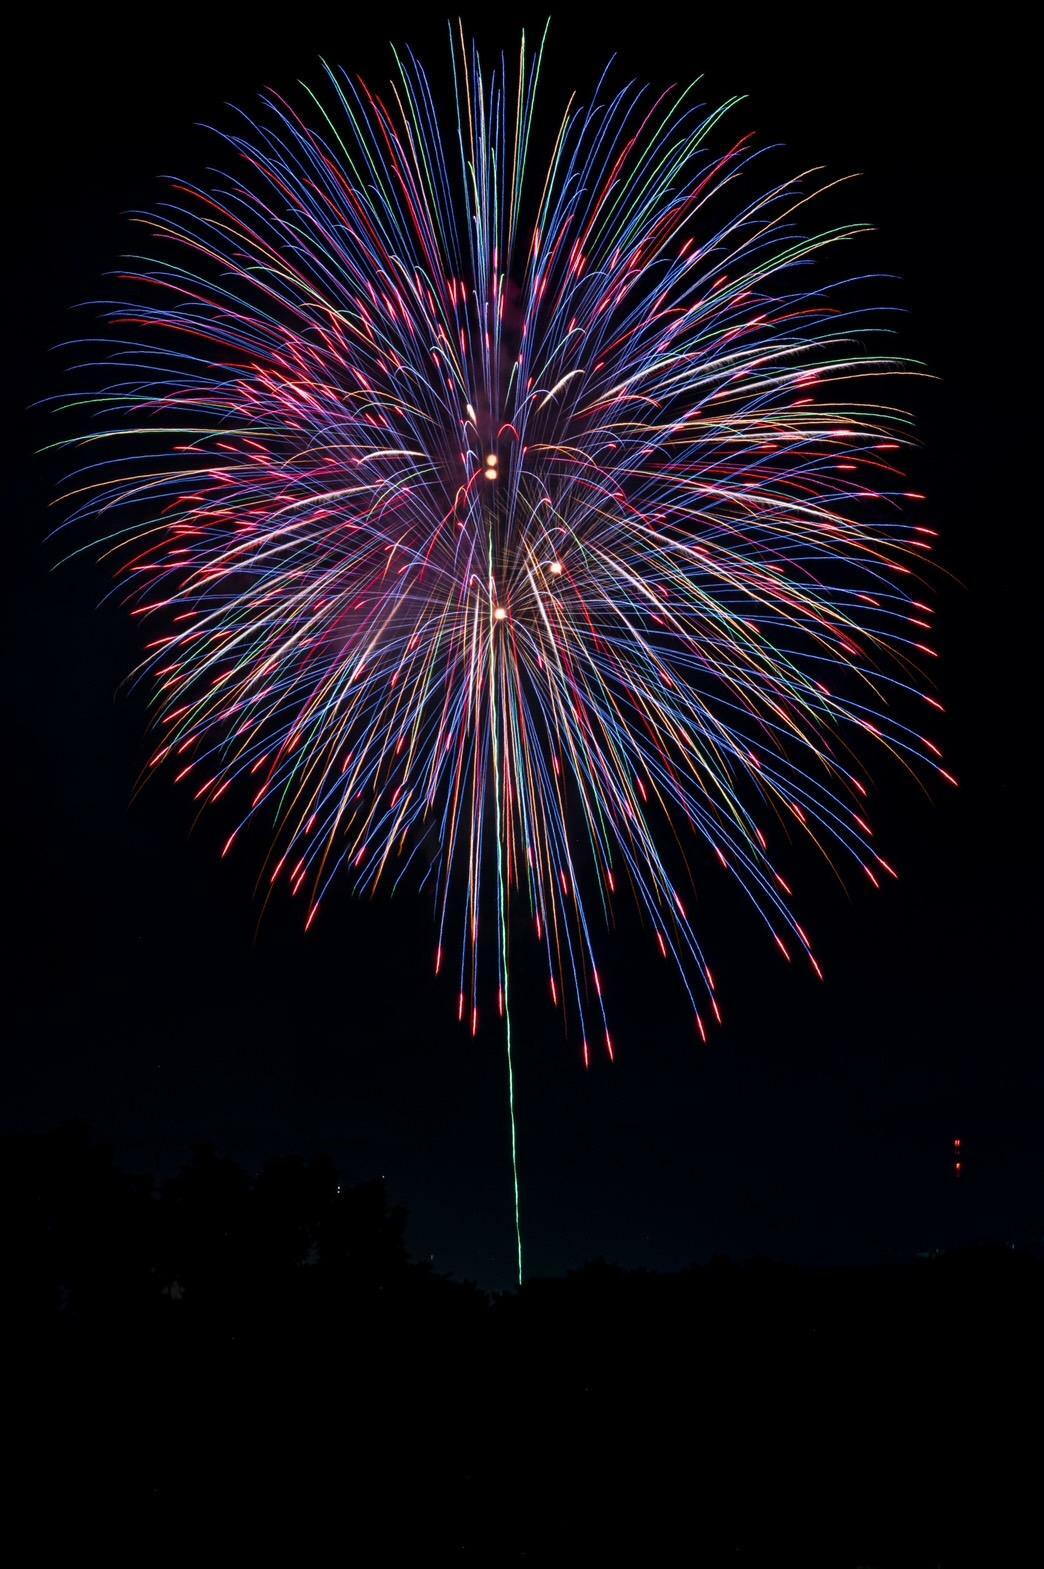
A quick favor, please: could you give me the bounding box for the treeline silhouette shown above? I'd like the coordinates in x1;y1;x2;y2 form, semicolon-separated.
4;1126;1039;1562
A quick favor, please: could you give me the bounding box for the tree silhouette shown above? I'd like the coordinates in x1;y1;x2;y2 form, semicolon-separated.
2;1126;1038;1562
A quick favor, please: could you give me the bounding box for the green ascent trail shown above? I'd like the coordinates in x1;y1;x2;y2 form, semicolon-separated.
489;535;524;1285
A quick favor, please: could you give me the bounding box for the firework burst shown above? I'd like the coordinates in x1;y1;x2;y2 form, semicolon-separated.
54;26;946;1279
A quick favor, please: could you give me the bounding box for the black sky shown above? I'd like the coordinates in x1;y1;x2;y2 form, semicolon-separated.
4;6;1038;1288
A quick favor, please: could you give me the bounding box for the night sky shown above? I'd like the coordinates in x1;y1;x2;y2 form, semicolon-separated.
5;8;1037;1289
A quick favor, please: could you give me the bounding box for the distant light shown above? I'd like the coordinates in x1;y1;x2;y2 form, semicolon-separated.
549;561;563;576
494;607;508;622
485;452;498;467
484;466;497;481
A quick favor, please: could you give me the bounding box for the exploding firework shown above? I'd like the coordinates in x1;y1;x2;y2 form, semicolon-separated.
54;26;946;1279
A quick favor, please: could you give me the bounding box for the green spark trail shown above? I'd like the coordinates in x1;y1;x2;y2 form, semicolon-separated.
489;538;524;1286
